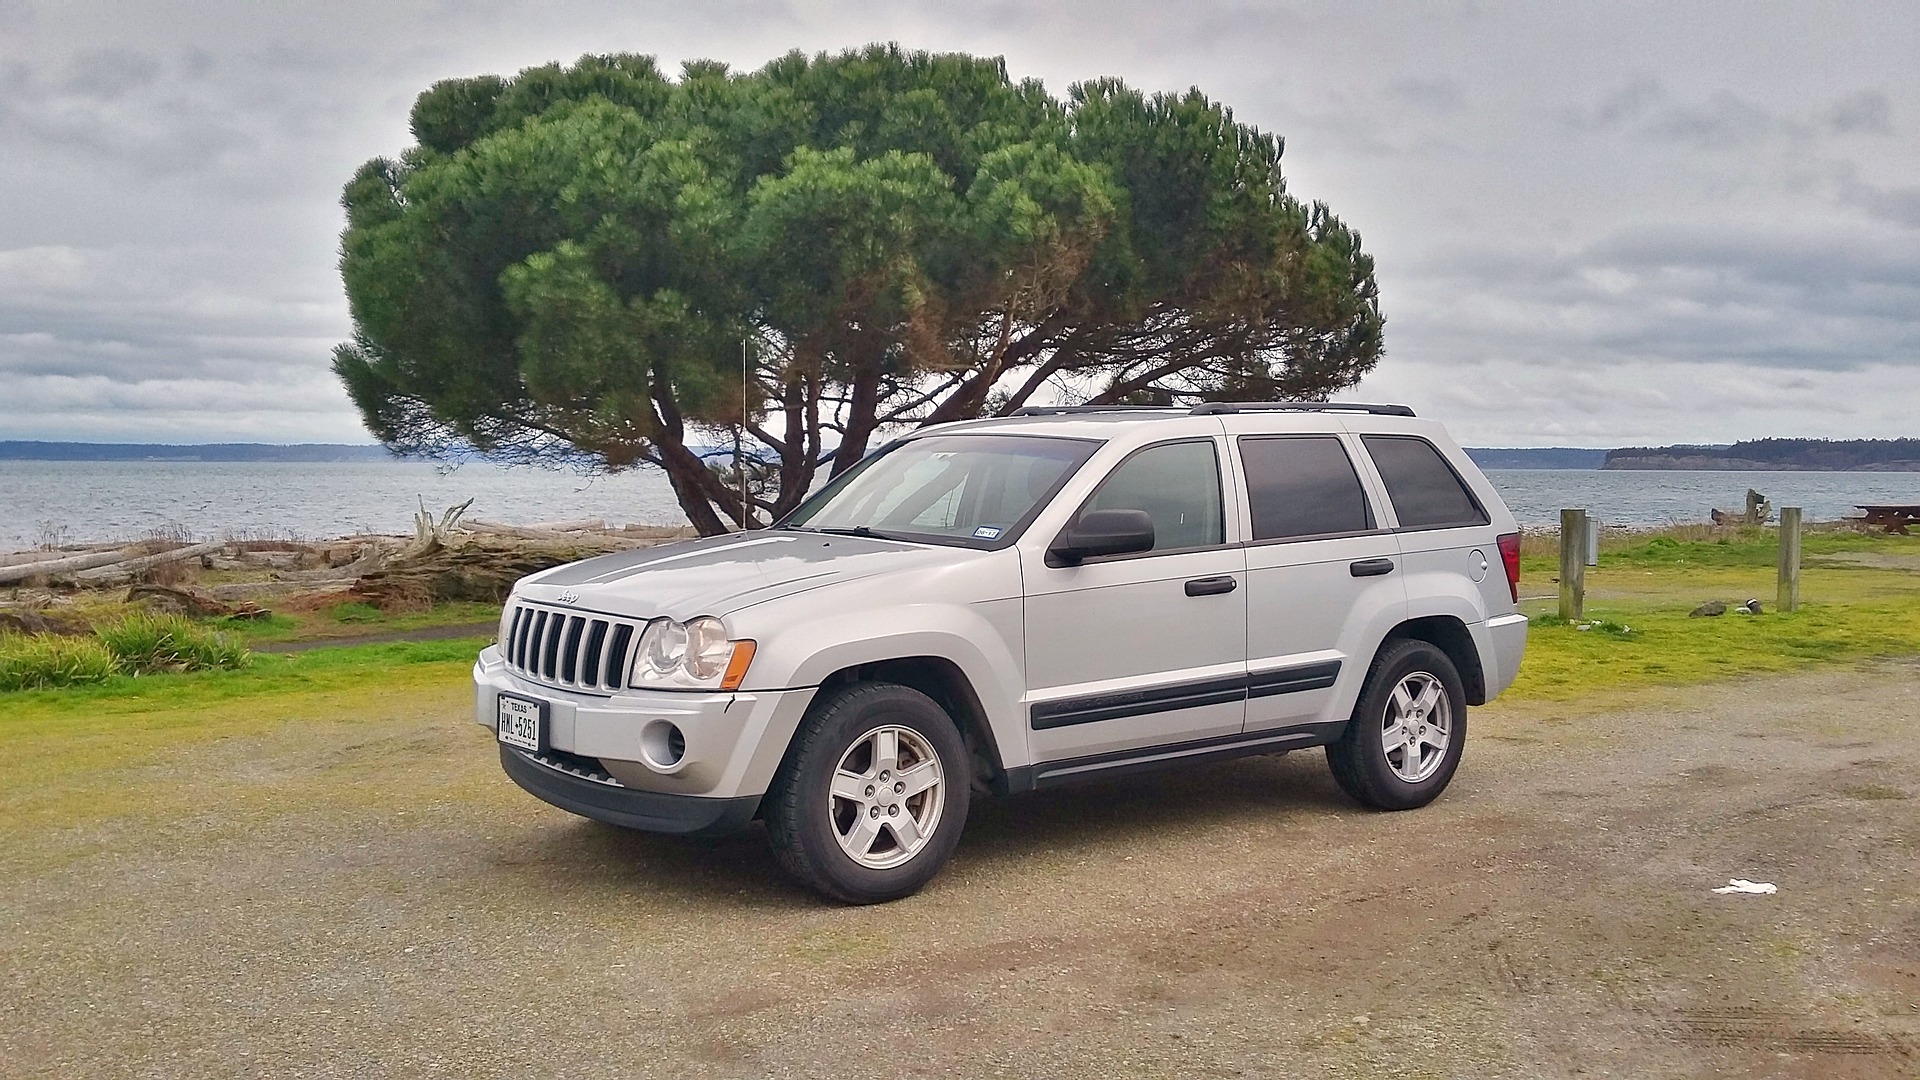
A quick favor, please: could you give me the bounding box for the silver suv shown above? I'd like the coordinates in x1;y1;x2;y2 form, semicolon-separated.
475;403;1528;903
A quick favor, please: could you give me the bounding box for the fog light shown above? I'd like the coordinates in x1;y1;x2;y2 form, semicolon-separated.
641;720;686;770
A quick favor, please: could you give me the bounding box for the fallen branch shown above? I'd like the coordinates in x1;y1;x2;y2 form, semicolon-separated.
521;517;607;533
70;541;226;584
462;520;583;542
0;544;148;585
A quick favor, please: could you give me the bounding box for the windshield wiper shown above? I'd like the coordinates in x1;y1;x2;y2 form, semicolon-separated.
800;525;917;542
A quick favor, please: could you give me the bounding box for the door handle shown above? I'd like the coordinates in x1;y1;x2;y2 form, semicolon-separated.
1184;575;1239;597
1349;558;1396;577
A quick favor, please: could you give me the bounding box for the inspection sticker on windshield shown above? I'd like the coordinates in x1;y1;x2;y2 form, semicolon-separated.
973;526;1002;539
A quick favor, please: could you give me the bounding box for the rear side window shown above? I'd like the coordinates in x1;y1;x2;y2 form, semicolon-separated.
1362;435;1488;529
1238;436;1374;541
1082;440;1225;551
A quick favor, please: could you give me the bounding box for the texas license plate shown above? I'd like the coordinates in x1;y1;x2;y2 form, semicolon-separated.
496;694;546;753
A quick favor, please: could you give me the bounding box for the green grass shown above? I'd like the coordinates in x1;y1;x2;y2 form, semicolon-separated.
0;614;252;690
0;634;120;691
328;601;385;624
1512;527;1920;700
222;600;501;644
93;613;250;676
0;636;492;837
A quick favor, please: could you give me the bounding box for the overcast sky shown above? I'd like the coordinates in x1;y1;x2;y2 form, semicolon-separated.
1;0;1914;448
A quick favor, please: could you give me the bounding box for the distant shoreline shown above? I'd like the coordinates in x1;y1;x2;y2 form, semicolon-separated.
1603;457;1920;472
0;442;393;463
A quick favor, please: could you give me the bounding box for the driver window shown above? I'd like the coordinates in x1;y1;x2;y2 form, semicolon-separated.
1082;440;1225;551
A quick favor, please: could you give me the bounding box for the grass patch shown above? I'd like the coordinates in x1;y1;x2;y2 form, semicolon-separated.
0;634;119;691
0;614;251;691
0;636;493;841
1511;597;1920;701
328;601;385;624
224;600;501;645
94;613;249;676
1841;784;1910;801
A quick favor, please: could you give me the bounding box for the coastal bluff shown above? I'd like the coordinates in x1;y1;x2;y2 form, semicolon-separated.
1605;438;1920;471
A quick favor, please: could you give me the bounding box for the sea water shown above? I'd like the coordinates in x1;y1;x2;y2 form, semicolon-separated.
0;460;1914;549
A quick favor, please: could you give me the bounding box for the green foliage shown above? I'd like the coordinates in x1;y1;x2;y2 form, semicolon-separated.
328;602;385;624
0;634;120;692
337;45;1384;533
92;615;250;677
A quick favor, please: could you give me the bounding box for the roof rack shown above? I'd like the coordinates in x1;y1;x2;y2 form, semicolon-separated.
1190;401;1416;417
1011;401;1416;418
1009;405;1186;416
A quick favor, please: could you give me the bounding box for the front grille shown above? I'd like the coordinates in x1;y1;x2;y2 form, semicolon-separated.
503;603;646;694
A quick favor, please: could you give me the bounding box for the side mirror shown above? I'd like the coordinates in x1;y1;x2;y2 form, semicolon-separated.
1050;508;1155;564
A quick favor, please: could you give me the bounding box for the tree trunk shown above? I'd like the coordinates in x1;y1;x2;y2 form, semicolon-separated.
649;379;733;536
830;360;884;477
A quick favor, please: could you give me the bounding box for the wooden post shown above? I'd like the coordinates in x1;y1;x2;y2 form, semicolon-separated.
1559;508;1587;621
1777;506;1802;613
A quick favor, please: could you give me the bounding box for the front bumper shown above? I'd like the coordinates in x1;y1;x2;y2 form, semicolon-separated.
474;644;817;812
498;745;760;838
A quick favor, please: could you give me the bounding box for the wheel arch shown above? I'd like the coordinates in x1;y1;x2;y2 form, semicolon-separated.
808;657;1010;795
1383;615;1487;705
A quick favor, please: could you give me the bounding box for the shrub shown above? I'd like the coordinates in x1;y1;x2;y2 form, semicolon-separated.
93;614;250;676
0;633;121;691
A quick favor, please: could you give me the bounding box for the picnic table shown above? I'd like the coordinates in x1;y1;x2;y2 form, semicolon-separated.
1856;504;1920;534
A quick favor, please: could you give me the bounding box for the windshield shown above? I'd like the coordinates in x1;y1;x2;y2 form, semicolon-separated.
782;434;1099;546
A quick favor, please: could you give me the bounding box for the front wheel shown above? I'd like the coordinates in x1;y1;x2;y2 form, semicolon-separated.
1327;639;1466;810
764;683;970;904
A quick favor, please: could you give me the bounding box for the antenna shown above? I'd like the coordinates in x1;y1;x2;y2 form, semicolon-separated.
738;337;748;531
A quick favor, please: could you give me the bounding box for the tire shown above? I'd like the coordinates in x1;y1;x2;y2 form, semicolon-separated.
1326;639;1467;810
764;682;971;904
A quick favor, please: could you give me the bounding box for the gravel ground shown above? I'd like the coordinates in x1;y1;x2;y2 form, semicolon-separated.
4;662;1918;1079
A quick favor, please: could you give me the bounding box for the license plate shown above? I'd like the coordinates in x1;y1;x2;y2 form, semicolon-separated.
496;694;546;753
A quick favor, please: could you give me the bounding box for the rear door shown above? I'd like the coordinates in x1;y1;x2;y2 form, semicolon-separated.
1022;436;1247;762
1234;432;1407;732
1357;431;1497;619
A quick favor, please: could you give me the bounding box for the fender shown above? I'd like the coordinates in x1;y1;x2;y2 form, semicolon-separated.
1396;566;1499;698
722;598;1030;797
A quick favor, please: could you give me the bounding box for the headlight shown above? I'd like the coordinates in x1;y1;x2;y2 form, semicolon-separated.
629;616;756;691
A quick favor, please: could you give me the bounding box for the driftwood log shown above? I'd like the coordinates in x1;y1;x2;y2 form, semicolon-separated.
350;537;626;611
0;545;148;585
70;541;227;585
0;545;121;569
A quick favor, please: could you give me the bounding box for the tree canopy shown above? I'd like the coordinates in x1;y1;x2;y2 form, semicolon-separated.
335;46;1384;534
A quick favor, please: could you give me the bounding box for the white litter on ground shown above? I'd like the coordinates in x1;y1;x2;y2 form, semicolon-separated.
1712;879;1778;895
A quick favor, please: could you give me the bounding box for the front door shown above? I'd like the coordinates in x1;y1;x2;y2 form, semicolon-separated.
1022;437;1247;762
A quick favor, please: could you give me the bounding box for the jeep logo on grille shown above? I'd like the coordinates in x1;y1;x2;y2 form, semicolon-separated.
556;589;580;604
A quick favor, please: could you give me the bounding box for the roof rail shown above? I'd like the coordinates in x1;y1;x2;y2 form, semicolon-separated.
1008;401;1417;419
1008;405;1185;417
1189;401;1416;417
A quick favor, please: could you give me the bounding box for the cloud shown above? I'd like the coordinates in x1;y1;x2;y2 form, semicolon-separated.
1565;81;1898;152
1826;89;1892;135
1842;177;1920;229
0;0;1916;450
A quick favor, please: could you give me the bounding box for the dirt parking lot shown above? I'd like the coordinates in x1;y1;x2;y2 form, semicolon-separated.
4;661;1918;1079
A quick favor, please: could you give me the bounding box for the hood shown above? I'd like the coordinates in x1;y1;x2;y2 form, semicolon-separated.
513;530;968;620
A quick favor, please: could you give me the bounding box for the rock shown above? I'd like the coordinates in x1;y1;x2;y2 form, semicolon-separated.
1690;600;1728;617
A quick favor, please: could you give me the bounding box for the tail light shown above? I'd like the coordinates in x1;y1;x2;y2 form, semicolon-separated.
1496;532;1521;604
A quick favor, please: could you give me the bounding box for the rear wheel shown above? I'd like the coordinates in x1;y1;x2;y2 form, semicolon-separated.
764;683;970;904
1327;639;1466;810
